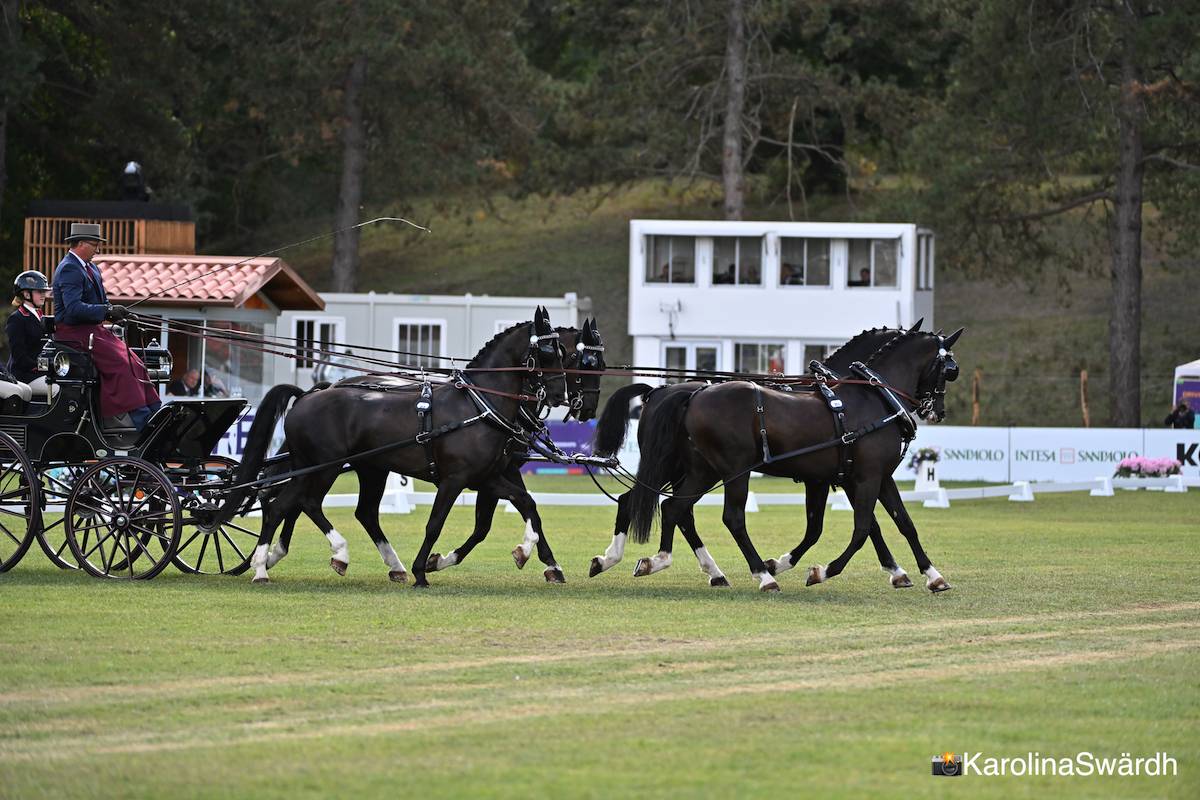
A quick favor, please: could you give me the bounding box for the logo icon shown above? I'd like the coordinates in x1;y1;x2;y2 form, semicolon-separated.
932;752;963;777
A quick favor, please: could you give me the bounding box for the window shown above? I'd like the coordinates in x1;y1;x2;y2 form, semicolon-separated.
293;317;343;368
395;320;444;369
917;232;935;290
662;342;720;383
735;342;785;375
803;344;836;371
847;238;899;288
779;238;831;286
645;235;695;284
712;237;762;285
204;321;265;401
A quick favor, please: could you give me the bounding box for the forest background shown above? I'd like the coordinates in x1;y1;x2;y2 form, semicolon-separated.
1;0;1198;426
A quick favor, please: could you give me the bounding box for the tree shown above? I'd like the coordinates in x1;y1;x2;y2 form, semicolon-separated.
909;0;1200;426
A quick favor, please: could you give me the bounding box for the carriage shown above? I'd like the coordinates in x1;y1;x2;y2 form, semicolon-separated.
0;335;262;579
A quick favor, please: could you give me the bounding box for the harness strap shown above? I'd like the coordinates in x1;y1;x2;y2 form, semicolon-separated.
416;380;438;482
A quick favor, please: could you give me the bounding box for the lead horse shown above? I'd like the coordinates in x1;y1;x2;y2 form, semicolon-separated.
626;329;962;592
588;324;920;588
211;307;568;587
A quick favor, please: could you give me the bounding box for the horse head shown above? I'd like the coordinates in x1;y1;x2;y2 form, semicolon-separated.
528;305;567;407
868;329;964;422
563;317;605;421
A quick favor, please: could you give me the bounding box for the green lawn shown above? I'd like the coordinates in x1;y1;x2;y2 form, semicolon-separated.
1;490;1197;798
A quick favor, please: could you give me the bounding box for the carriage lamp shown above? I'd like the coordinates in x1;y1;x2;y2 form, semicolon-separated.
53;352;72;378
36;353;49;375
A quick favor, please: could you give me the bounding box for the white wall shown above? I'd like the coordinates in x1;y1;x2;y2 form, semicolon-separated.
273;291;580;387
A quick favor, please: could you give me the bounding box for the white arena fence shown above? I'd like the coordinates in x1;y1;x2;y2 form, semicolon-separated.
214;414;1199;515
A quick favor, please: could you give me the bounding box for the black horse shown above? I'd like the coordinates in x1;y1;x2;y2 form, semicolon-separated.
424;318;606;579
261;319;606;584
589;324;918;588
212;307;568;587
626;329;962;592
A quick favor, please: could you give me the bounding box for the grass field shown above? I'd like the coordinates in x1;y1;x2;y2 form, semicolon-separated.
1;489;1197;798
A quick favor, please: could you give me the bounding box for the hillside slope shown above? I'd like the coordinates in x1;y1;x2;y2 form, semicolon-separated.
285;182;1198;427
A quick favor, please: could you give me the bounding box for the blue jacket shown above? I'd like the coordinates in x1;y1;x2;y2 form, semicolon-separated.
53;252;109;325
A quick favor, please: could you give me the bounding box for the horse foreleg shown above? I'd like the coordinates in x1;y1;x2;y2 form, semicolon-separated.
767;481;828;576
719;474;777;592
483;473;564;584
426;490;499;573
355;468;407;583
809;477;881;586
411;480;466;588
677;505;728;587
879;476;947;592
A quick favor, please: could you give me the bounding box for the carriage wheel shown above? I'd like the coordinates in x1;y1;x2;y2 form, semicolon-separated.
65;458;180;580
172;456;258;576
34;465;88;570
0;430;38;573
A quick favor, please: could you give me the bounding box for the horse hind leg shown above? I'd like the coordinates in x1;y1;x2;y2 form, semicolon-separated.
265;508;299;568
295;469;349;576
590;491;631;577
633;495;675;578
678;506;728;588
355;468;407;582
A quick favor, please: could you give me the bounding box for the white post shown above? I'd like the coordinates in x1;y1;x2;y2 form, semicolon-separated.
1008;481;1034;502
922;488;950;509
1089;477;1114;497
386;472;412;514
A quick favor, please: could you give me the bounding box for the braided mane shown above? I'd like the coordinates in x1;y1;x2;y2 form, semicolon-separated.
466;320;533;368
826;326;901;363
865;330;931;366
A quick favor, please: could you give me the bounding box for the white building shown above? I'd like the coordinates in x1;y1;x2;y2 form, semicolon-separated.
628;219;935;379
272;291;583;389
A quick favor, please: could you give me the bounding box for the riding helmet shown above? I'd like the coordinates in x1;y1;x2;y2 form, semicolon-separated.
13;270;50;297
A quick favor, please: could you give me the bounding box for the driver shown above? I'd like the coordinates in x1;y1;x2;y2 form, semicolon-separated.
52;223;161;431
5;270;58;401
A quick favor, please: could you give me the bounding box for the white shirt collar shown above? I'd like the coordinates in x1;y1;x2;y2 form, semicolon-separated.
22;302;41;320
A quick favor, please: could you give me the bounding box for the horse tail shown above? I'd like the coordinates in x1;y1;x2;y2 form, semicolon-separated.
627;388;693;545
214;384;305;526
593;383;653;457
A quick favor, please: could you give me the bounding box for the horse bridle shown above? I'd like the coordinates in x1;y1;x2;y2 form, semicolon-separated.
916;335;959;421
523;329;567;415
562;338;606;416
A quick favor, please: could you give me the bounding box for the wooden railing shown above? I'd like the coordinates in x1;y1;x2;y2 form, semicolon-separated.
23;216;195;280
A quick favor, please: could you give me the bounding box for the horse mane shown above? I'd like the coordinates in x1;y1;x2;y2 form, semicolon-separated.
826;326;900;363
466;320;533;368
865;330;931;366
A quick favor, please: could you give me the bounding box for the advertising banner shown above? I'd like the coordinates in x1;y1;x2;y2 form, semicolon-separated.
905;426;1010;482
1174;378;1200;417
1143;428;1200;479
1008;427;1143;482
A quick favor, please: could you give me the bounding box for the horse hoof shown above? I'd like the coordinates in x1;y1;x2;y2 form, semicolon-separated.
588;557;605;578
413;577;430;589
544;567;566;584
426;553;442;572
764;559;779;576
633;557;653;578
892;573;914;589
389;570;408;583
806;565;826;586
512;547;530;570
928;577;952;593
251;576;269;585
761;580;781;593
709;576;730;588
330;558;348;576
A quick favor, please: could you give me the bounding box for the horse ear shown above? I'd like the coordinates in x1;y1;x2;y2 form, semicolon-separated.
908;317;924;333
943;327;964;348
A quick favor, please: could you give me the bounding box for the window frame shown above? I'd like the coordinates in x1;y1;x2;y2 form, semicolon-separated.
846;237;900;289
393;317;448;370
733;340;787;375
292;315;346;370
710;236;764;287
644;234;697;285
778;237;832;289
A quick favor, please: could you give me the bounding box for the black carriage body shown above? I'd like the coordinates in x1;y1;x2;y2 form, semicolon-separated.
0;339;246;464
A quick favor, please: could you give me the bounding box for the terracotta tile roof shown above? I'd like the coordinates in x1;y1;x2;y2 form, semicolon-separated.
92;254;324;311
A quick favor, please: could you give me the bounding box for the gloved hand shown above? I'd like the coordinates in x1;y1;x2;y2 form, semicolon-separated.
105;304;129;322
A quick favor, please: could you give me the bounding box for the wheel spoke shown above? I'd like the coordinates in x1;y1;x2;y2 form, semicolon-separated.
129;522;172;544
0;523;22;546
219;528;249;560
176;530;202;554
194;532;209;570
213;532;225;572
123;531;135;578
82;528;115;560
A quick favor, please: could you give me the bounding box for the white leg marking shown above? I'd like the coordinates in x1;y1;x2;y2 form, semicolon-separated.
772;552;795;574
808;564;827;584
377;541;407;573
265;541;288;569
251;543;270;582
923;566;944;588
884;563;910;586
755;571;780;591
595;532;627;571
326;529;349;564
435;551;460;570
517;519;540;560
693;546;726;581
646;550;672;574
